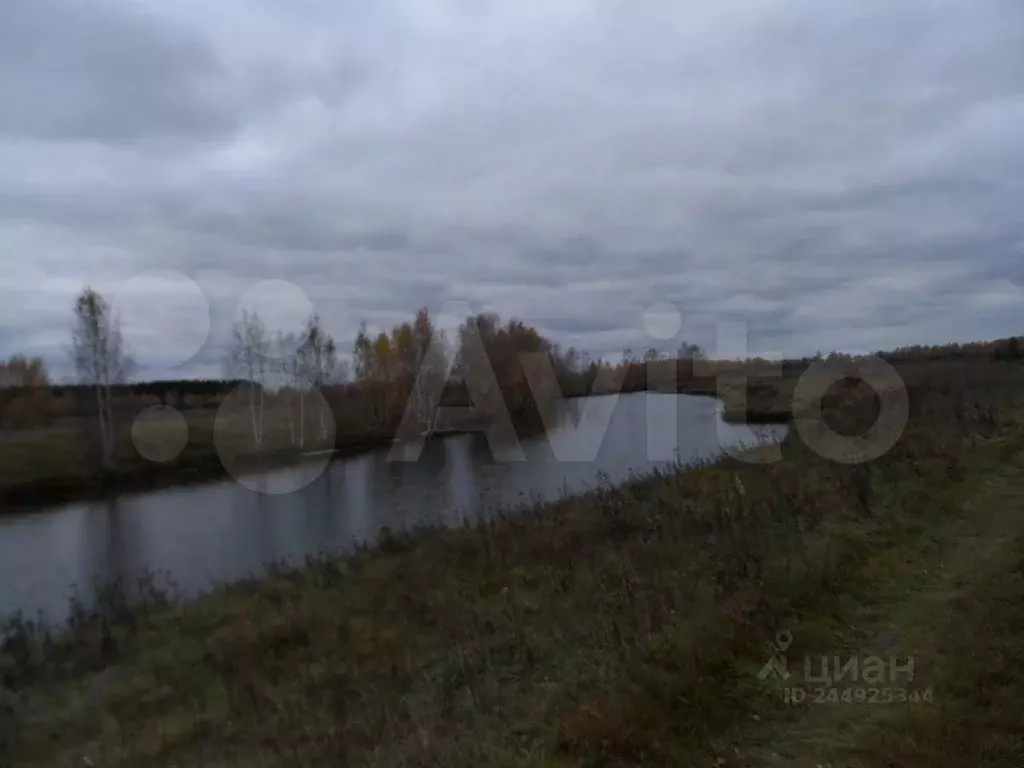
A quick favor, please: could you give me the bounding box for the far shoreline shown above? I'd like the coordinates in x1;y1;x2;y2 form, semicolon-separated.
0;389;791;516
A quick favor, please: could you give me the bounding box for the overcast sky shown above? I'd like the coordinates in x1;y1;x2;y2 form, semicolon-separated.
1;0;1022;381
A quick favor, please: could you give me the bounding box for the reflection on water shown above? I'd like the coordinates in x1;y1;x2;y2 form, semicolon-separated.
0;393;785;622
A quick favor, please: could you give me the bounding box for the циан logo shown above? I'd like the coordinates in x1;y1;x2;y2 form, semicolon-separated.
757;629;793;681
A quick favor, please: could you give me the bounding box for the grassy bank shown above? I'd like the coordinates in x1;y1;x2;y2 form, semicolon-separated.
0;418;397;512
0;372;788;513
2;360;1022;766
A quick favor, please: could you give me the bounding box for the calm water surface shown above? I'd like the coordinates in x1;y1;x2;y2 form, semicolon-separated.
0;393;785;622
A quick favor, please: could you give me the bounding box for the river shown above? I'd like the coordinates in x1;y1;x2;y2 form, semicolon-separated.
0;393;786;623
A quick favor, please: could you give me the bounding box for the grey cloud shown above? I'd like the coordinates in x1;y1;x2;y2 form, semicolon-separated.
534;316;625;336
1;0;1022;376
0;0;232;144
0;0;368;147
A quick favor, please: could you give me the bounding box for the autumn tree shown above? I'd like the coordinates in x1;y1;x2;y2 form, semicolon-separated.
392;310;520;462
353;309;589;436
395;309;449;434
350;310;451;433
0;355;52;428
995;336;1022;361
678;341;706;360
352;323;385;426
560;346;582;374
371;331;398;424
352;324;398;427
71;287;126;466
455;313;558;417
0;355;49;389
454;313;500;398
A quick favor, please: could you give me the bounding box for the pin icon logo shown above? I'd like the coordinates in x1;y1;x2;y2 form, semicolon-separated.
758;629;793;681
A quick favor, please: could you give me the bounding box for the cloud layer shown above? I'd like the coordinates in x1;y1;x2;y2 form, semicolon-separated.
1;0;1022;379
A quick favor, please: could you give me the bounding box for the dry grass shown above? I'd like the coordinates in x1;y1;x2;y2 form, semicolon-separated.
0;404;378;511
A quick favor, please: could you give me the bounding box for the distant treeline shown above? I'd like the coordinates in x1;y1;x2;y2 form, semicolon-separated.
5;339;1022;405
46;379;250;402
880;336;1022;363
1;333;1020;433
0;378;250;429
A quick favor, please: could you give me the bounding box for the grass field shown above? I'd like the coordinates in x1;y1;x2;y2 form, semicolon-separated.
2;359;1022;766
0;402;387;511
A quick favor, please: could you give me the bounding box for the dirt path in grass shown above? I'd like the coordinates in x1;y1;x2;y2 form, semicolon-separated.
729;441;1024;767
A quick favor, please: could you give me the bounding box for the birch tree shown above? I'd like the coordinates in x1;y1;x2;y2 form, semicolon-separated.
369;332;398;425
274;330;301;445
224;310;269;449
406;309;449;434
353;322;387;426
296;313;337;443
71;287;126;467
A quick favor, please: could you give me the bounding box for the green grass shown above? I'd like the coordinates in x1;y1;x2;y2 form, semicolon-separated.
1;362;1023;766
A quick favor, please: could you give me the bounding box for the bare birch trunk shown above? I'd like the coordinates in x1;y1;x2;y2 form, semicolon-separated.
249;383;260;449
102;383;115;466
286;391;295;445
259;386;265;448
95;379;110;466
